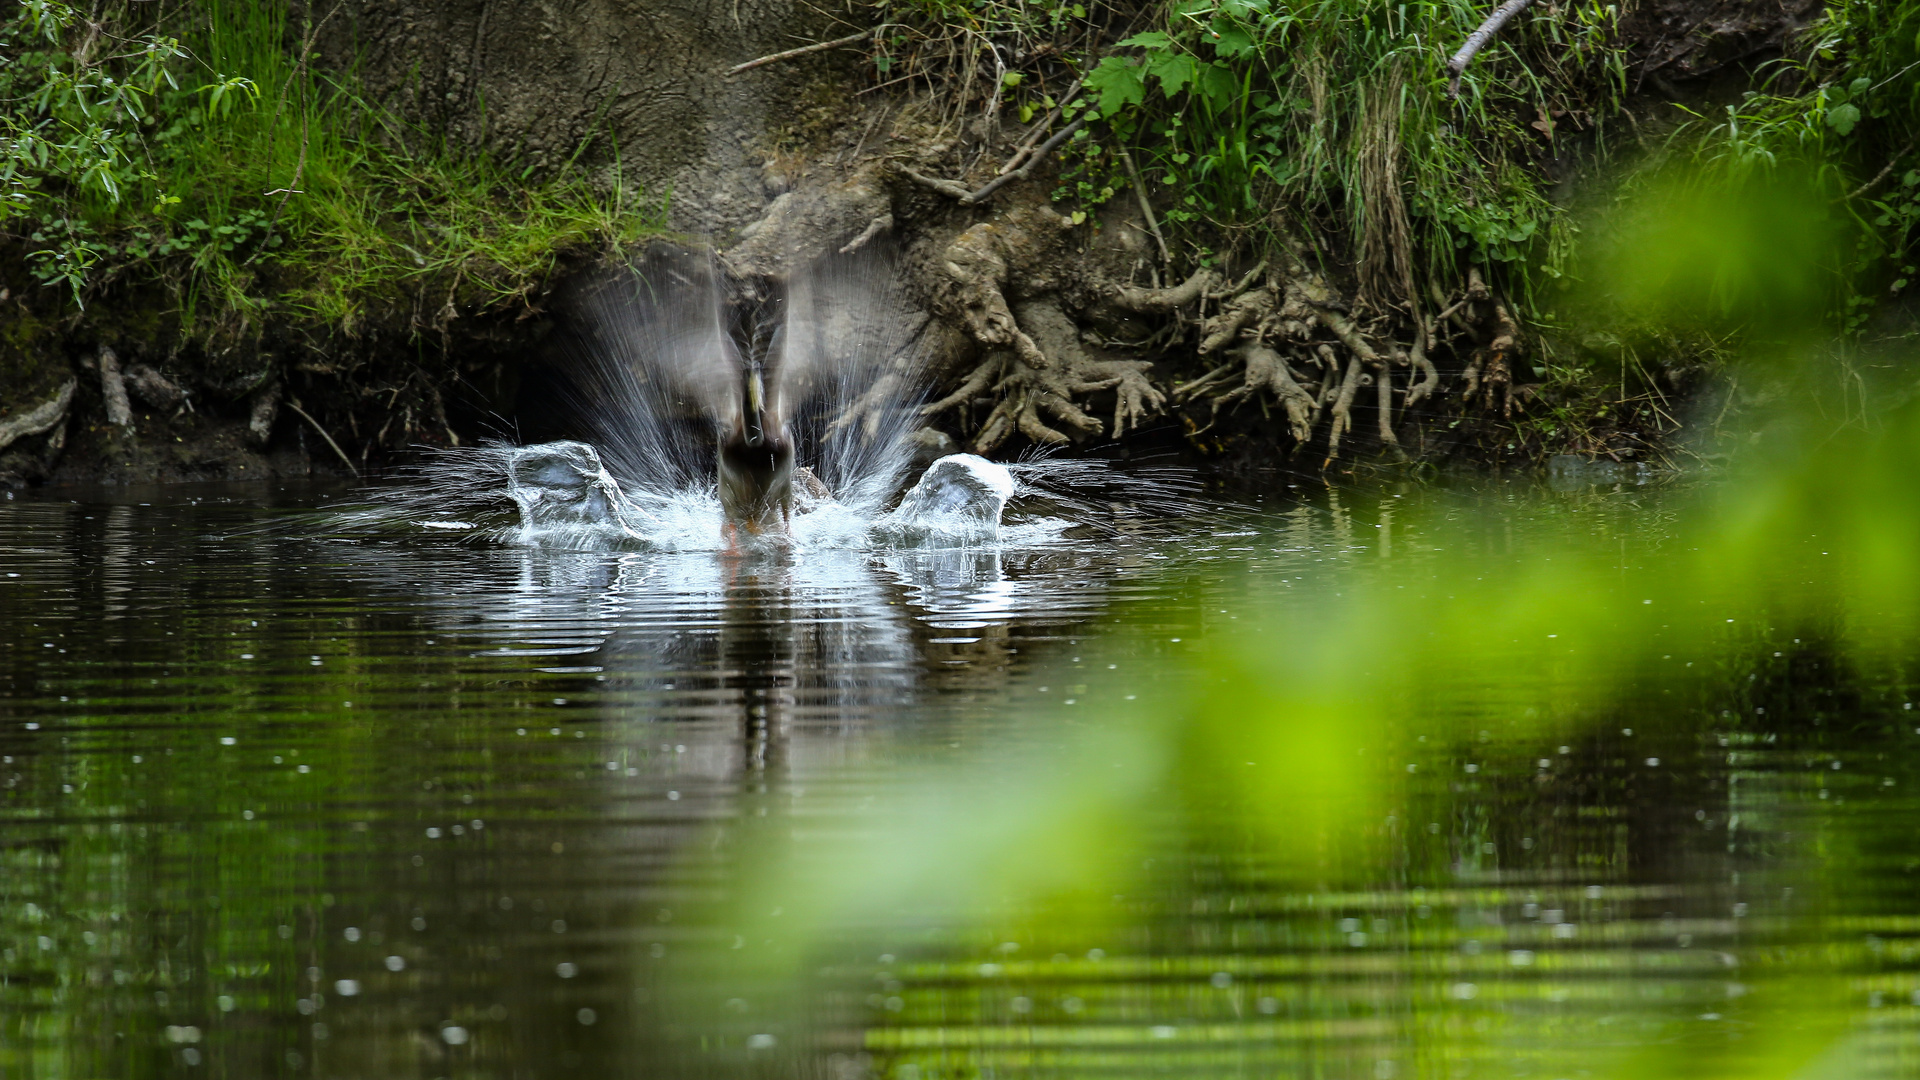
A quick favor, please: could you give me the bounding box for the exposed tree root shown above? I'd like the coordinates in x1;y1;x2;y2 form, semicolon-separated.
1216;343;1316;444
712;132;1536;469
924;297;1163;453
1458;267;1523;417
1113;268;1217;315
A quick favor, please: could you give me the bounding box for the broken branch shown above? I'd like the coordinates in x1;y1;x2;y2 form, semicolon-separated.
728;27;882;75
285;398;361;478
0;380;76;454
1447;0;1534;96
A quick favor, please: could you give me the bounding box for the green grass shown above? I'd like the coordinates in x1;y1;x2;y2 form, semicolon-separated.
2;0;665;330
874;0;1626;314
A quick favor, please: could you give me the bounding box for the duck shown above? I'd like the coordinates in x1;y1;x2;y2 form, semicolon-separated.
717;361;795;545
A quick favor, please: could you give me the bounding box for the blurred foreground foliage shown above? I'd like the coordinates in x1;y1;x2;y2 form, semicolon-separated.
693;147;1920;1075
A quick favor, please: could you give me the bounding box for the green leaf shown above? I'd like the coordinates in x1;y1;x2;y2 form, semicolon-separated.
1192;62;1238;108
1084;57;1147;116
1145;52;1198;98
1117;31;1172;49
1827;103;1861;136
1209;25;1256;59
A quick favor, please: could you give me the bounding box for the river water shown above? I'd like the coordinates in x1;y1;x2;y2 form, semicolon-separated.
1;478;1914;1079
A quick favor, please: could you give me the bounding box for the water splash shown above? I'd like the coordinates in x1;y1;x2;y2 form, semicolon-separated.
339;244;1209;552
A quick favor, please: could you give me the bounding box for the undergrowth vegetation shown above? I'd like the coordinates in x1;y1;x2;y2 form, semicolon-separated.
1;0;664;329
878;0;1625;315
871;0;1920;463
1661;0;1920;338
1073;0;1621;301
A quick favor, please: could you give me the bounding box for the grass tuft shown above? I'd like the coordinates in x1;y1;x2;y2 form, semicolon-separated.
2;0;666;332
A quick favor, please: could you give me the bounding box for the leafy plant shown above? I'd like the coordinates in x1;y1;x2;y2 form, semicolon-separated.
1664;1;1920;336
1068;0;1622;306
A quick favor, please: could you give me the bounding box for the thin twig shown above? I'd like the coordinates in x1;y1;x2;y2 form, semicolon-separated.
1115;144;1169;266
728;27;882;75
1838;135;1919;203
285;399;361;478
964;117;1084;203
998;76;1084;174
1446;0;1534;97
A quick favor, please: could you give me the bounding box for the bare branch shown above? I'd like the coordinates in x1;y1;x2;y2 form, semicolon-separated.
285;399;361;478
1447;0;1534;97
728;28;880;76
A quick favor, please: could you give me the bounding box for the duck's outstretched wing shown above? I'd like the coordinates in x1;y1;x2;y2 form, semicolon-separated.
559;247;745;491
772;244;930;503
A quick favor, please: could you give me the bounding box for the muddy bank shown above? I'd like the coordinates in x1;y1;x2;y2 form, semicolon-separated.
0;0;1822;489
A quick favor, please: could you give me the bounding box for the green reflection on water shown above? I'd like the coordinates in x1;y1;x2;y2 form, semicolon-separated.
683;403;1920;1078
8;403;1920;1079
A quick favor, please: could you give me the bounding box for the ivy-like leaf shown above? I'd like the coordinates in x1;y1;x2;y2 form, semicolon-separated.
1827;102;1861;136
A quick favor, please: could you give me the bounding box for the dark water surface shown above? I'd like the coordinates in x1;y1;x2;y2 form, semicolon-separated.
2;481;1916;1079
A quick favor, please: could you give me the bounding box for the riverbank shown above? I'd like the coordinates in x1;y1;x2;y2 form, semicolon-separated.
2;0;1904;488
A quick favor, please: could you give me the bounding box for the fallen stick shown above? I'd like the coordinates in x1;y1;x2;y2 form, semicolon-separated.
964;117;1084;203
1447;0;1534;97
728;27;880;75
99;346;133;427
1115;144;1169;266
998;76;1084;175
0;380;76;454
901;114;1089;206
285;398;361;478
